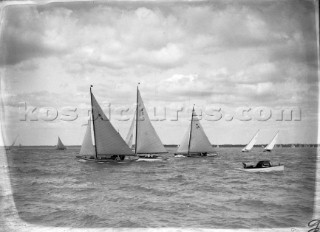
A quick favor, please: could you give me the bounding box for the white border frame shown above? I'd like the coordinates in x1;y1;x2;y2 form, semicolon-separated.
0;0;319;231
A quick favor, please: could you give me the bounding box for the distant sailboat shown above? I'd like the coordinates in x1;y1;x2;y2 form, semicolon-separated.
5;135;19;150
263;131;279;152
56;136;66;150
242;130;260;152
134;85;167;161
175;105;216;157
77;86;134;162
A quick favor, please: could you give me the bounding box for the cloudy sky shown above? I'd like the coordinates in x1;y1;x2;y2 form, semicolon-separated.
0;0;318;146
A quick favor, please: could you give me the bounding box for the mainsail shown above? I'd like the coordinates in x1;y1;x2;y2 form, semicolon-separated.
135;87;167;154
79;120;95;155
264;131;279;152
91;90;134;157
125;112;135;148
242;130;260;152
176;107;214;154
56;136;66;150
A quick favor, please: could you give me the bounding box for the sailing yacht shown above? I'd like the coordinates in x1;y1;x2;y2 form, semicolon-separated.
77;86;134;162
56;136;66;150
9;135;20;150
242;130;259;152
130;85;168;161
263;131;279;152
174;105;216;158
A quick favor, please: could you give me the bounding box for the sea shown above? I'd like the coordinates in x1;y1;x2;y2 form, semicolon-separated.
2;146;318;229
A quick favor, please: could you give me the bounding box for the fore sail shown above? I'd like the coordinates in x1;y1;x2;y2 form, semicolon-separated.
176;110;214;154
80;121;95;155
91;93;134;156
264;131;279;151
56;137;66;150
242;130;259;152
136;89;167;154
125;112;135;148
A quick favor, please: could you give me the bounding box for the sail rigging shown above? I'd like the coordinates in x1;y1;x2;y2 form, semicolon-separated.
134;87;167;154
176;106;214;154
264;131;279;151
90;88;134;157
78;86;134;159
242;130;260;152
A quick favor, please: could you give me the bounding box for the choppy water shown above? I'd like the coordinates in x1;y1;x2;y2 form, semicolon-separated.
5;147;317;228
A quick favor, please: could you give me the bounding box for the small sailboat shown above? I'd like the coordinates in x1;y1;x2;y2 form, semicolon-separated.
174;105;216;158
133;85;167;161
242;130;259;152
242;131;284;172
263;131;279;152
6;135;22;151
56;136;66;150
242;160;284;172
77;86;134;162
5;135;19;150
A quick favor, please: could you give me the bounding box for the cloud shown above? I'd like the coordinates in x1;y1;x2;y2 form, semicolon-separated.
1;6;71;66
1;1;318;144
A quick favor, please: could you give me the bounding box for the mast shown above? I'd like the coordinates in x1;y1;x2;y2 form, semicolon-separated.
134;83;140;155
90;85;98;159
187;105;195;156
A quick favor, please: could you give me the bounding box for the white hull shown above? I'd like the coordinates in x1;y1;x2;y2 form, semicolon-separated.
136;157;165;162
76;155;133;163
186;153;217;157
174;154;186;158
206;153;218;157
243;165;284;173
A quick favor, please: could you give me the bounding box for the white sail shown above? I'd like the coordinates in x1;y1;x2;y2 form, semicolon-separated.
56;136;66;149
176;110;214;154
189;114;214;153
125;112;135;148
242;130;259;152
91;93;134;156
264;131;279;151
176;126;191;153
80;121;95;155
136;89;167;154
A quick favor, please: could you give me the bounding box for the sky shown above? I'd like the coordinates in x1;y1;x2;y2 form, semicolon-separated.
0;0;319;146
